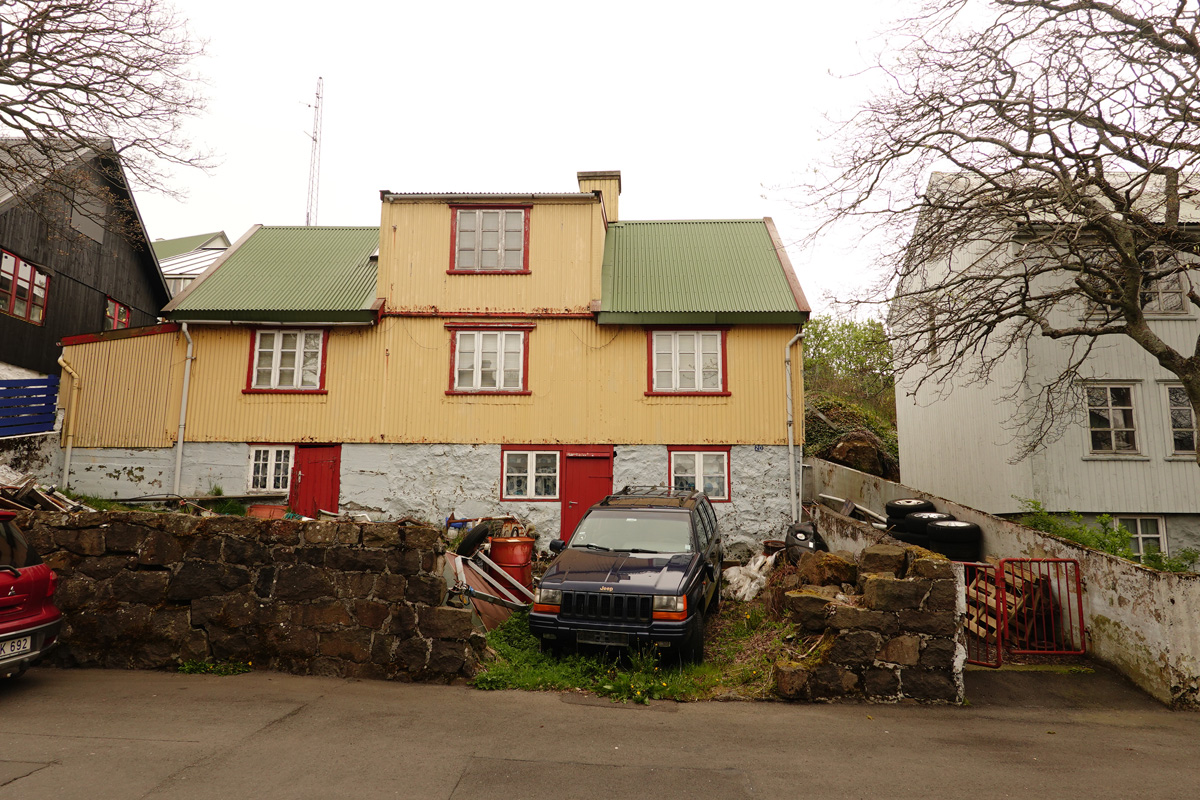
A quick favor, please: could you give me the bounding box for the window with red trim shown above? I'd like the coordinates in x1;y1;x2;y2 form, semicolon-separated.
104;298;130;329
648;330;728;394
669;448;730;500
450;207;530;273
248;329;326;392
1;249;49;325
448;326;531;394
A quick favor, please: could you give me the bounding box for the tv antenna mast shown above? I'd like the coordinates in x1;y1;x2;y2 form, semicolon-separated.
305;77;324;226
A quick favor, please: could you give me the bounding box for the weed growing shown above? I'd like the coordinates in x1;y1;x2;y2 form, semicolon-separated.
177;659;253;676
1017;499;1198;572
474;602;811;703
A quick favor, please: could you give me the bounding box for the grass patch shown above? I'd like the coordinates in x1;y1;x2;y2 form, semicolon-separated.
178;659;254;676
474;600;814;703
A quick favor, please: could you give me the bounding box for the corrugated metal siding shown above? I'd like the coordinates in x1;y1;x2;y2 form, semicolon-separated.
175;227;379;313
603;221;801;313
378;202;600;313
61;332;183;448
161;321;801;446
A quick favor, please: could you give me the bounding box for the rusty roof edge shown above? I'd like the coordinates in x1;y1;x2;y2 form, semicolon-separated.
380;191;597;204
163;224;262;313
763;217;811;315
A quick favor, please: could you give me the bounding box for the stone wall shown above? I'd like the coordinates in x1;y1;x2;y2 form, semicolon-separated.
773;545;965;704
15;511;482;682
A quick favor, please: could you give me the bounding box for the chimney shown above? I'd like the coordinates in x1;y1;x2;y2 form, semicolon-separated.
577;170;621;222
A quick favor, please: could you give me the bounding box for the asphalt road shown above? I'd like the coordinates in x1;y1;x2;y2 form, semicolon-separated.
0;665;1196;800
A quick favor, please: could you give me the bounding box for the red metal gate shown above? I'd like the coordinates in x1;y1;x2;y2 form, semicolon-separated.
963;558;1086;668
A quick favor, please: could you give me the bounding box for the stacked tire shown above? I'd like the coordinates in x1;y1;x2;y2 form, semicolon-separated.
884;498;980;562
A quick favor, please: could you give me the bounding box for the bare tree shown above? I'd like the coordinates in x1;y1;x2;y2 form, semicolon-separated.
807;0;1200;464
0;0;208;238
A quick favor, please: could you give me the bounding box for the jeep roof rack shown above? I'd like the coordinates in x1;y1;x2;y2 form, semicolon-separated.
597;485;704;508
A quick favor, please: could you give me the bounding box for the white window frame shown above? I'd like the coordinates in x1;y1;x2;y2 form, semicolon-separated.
502;450;559;500
1085;383;1139;455
1116;515;1168;559
652;331;723;393
454;330;525;392
454;208;526;271
252;329;324;390
248;446;294;493
1166;385;1197;454
670;450;730;500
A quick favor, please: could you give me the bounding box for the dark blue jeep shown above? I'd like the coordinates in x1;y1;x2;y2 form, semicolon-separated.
529;487;722;663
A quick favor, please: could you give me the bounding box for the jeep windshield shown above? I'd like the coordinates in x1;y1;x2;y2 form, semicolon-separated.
568;509;692;554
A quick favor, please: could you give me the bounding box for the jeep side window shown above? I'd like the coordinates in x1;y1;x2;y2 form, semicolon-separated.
692;510;708;551
698;500;717;547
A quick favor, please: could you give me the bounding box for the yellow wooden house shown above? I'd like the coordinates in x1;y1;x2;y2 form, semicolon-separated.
56;171;809;546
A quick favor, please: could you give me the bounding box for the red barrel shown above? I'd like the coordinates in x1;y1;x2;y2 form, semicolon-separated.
488;536;535;592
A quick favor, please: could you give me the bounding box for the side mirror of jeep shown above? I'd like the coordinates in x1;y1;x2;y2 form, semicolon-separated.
549;539;566;554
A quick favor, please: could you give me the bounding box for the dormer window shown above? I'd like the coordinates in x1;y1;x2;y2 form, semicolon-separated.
450;207;530;273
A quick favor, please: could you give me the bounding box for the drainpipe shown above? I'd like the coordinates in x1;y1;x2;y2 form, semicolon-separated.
172;323;194;496
785;330;805;524
56;356;82;489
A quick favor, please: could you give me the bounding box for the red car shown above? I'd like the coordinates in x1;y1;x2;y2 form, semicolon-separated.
0;510;62;678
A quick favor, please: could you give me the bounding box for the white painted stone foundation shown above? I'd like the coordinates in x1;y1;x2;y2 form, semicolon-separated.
59;443;798;551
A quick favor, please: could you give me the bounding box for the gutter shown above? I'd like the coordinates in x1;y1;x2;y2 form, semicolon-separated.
56;356;82;488
785;330;805;524
172;323;194;496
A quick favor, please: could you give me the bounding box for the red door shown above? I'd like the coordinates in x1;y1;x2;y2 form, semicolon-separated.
559;446;614;540
289;445;341;518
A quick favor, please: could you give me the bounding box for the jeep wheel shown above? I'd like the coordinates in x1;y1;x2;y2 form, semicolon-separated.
709;571;723;615
683;628;705;665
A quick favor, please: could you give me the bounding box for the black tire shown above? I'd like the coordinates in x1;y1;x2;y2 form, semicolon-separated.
683;623;705;665
903;511;954;535
886;516;908;530
710;570;722;615
538;636;561;658
455;522;492;556
885;498;936;517
926;520;982;562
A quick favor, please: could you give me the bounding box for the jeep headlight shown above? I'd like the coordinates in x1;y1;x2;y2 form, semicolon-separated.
534;588;562;606
652;595;685;613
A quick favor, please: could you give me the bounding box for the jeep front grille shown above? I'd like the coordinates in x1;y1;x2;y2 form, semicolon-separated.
560;591;652;623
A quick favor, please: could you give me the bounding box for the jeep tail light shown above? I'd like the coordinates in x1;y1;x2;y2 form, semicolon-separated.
652;594;687;621
533;587;561;614
46;569;58;598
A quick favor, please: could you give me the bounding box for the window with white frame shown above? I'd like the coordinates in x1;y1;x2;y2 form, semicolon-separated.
652;331;723;392
1086;384;1137;453
1116;516;1167;560
249;446;293;492
252;330;323;390
454;208;526;271
454;330;525;392
1168;386;1197;453
670;451;729;500
502;451;558;499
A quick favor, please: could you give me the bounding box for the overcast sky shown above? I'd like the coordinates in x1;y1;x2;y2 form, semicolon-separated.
136;0;906;314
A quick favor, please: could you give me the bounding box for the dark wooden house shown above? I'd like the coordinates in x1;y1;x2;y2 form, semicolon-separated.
0;143;169;378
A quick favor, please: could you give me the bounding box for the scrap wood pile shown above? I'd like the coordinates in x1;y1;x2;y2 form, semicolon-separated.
0;467;92;513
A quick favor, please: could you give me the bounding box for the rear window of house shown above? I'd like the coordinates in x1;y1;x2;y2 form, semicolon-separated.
0;522;40;568
570;509;693;553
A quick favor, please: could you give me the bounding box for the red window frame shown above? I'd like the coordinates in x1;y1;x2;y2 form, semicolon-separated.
445;322;534;395
0;248;49;325
499;445;561;501
104;298;130;330
645;328;731;396
447;205;532;274
243;328;330;395
667;446;732;502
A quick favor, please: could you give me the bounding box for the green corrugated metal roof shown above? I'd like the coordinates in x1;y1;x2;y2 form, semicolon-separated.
168;226;379;323
598;220;807;324
151;231;227;261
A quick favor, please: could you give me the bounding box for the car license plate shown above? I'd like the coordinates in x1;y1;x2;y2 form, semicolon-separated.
577;631;629;647
0;636;31;659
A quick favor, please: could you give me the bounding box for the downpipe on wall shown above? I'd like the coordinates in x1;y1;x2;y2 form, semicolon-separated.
172;323;194;496
56;356;82;488
785;329;805;524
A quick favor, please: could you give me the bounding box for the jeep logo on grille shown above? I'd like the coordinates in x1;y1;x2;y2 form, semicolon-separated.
598;586;614;592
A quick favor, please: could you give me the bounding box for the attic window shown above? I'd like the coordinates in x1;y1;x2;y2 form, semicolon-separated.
450;207;530;273
70;185;107;244
104;298;130;329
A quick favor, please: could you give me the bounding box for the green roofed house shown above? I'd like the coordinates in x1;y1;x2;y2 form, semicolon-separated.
55;172;811;552
152;231;231;297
